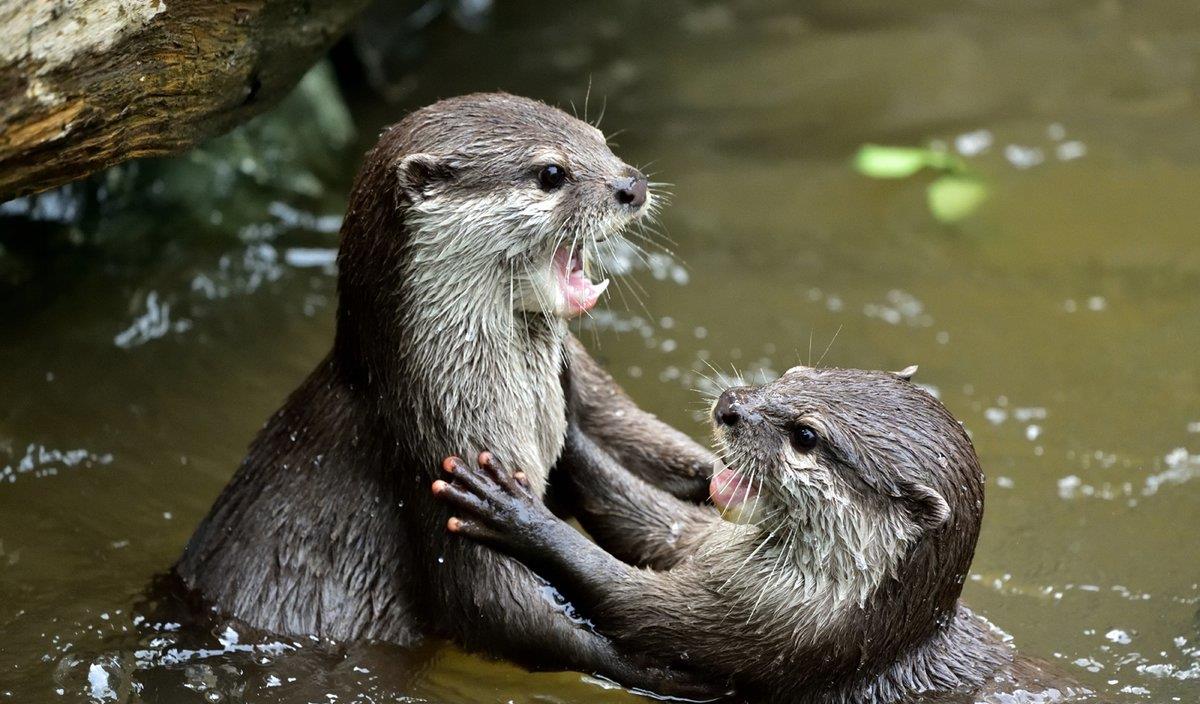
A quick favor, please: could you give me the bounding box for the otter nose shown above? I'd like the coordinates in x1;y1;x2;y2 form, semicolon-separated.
714;389;744;427
613;175;647;208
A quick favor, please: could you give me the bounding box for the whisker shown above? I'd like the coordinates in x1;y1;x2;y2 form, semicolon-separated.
720;525;776;592
816;324;844;368
603;238;653;320
584;75;592;124
599;236;636;315
595;94;608;130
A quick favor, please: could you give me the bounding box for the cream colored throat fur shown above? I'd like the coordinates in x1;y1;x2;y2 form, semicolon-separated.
715;448;919;630
395;219;568;492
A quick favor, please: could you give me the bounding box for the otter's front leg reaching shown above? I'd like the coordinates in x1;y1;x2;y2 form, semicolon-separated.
552;339;718;570
432;452;711;654
430;455;726;701
562;336;715;503
554;423;715;569
433;452;617;586
436;368;1089;704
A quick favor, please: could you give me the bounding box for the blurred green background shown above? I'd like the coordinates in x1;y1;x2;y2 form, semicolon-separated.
1;1;1198;702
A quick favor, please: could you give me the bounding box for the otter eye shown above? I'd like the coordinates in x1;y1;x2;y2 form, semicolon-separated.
537;164;567;191
790;425;819;453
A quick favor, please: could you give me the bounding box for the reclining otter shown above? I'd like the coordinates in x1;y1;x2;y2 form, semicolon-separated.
434;365;1092;702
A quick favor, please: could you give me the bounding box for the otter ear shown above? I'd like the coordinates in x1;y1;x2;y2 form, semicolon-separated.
394;153;454;205
904;481;952;531
892;365;919;382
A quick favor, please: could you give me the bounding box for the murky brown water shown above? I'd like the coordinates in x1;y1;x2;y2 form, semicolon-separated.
2;1;1199;702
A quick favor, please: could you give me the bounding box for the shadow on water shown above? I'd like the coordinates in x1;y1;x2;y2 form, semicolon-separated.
2;1;1199;702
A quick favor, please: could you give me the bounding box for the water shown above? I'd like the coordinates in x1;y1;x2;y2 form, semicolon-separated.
2;1;1199;701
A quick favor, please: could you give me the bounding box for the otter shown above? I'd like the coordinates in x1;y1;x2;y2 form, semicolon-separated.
176;93;716;694
434;365;1093;703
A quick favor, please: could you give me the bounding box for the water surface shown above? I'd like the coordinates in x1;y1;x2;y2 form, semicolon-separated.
2;2;1198;702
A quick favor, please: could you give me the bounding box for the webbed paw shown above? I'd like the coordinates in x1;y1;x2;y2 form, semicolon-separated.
432;452;549;556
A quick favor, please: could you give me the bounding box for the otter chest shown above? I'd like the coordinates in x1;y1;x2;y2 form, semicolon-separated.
497;366;566;490
413;331;567;493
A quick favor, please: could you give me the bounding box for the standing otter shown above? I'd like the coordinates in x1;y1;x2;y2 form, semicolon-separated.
434;365;1093;702
176;93;716;693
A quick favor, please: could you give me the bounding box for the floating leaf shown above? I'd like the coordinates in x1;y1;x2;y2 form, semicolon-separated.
855;142;983;222
921;149;967;173
853;145;931;179
926;175;988;223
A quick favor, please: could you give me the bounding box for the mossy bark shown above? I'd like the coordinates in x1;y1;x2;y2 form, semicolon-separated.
0;0;370;201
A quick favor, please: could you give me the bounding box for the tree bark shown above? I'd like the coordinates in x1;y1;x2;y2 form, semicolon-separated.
0;0;371;201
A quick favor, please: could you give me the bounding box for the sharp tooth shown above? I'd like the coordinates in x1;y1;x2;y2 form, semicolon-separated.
594;278;610;295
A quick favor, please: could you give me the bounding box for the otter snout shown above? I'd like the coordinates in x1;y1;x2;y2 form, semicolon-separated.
714;387;757;427
612;173;648;208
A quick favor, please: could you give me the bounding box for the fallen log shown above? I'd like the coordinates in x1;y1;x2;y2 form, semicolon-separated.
0;0;370;201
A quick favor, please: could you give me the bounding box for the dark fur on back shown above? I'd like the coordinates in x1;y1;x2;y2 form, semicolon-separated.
432;366;1092;702
608;369;1030;701
744;368;996;698
178;357;420;641
176;94;719;694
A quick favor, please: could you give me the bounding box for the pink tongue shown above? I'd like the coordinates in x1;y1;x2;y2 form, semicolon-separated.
710;466;757;511
553;247;604;317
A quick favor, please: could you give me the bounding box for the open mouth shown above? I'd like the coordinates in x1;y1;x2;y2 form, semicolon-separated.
710;459;763;525
552;243;610;318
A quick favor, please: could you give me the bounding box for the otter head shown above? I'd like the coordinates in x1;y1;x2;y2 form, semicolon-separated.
709;365;983;607
386;92;649;320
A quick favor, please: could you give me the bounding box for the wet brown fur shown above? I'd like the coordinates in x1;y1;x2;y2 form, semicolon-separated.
439;367;1092;703
175;93;716;694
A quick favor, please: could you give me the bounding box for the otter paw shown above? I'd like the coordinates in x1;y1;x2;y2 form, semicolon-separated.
431;452;543;549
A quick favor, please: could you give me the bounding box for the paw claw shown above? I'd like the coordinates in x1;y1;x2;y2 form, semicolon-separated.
432;479;449;495
447;517;462;532
441;456;461;472
478;451;493;467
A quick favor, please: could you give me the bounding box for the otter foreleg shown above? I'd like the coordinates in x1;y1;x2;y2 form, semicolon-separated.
555;423;716;569
564;336;713;503
433;452;628;606
434;452;733;687
429;455;722;700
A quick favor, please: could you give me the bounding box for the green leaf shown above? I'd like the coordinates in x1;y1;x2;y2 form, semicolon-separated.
922;150;968;173
926;176;988;223
853;145;931;179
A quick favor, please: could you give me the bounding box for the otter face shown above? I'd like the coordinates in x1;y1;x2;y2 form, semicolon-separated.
392;93;652;320
709;365;973;603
